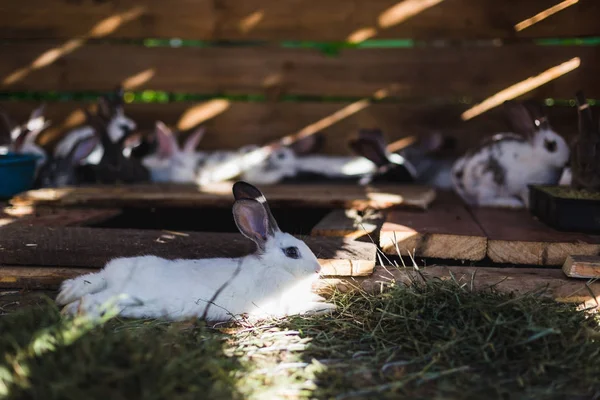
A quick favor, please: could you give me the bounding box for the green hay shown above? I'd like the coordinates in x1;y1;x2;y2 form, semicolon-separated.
1;278;600;400
536;185;600;200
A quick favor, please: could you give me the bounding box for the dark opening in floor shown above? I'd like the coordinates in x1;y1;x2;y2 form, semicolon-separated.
90;206;334;236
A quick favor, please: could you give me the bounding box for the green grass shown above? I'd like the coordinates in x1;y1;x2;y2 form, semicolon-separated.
1;277;599;400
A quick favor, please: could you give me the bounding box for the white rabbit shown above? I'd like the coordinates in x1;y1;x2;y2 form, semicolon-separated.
56;181;336;322
53;90;136;165
451;101;570;208
142;121;205;183
3;104;50;171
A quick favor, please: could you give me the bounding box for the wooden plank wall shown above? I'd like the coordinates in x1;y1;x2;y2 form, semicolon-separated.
0;0;598;155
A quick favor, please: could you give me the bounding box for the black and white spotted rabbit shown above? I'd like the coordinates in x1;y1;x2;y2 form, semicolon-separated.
451;100;569;208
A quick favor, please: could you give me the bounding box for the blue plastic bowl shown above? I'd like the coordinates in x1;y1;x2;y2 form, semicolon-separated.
0;152;40;199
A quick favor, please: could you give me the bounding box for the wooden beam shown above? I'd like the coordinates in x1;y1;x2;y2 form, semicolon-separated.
10;183;436;211
0;206;122;227
379;192;487;261
0;0;597;40
0;226;376;276
0;267;94;290
563;255;600;279
0;44;597;100
310;209;384;241
471;208;600;266
316;265;600;310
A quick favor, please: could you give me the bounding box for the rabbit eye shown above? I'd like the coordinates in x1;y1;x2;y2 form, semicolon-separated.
283;246;300;259
544;139;557;153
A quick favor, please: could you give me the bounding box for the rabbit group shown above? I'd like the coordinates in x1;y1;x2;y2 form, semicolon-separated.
56;181;336;322
137;124;421;186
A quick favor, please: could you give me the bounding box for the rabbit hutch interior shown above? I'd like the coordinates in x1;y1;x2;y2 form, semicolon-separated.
0;0;599;312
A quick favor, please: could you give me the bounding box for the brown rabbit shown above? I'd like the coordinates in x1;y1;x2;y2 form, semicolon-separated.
571;91;600;191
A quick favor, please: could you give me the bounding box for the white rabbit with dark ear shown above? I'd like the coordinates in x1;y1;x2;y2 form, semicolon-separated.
451;100;570;208
53;88;136;165
56;181;335;322
7;104;51;171
142;121;205;183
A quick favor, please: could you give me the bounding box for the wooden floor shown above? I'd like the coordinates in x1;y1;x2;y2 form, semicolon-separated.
1;184;600;310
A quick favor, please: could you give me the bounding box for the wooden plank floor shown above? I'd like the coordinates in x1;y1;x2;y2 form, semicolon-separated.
0;225;375;277
379;193;487;261
316;266;600;310
472;208;600;266
10;183;436;211
310;209;384;242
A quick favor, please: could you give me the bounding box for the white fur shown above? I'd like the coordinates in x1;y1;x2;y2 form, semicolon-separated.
143;151;204;183
53;112;136;165
56;228;334;322
452;129;569;208
294;155;376;178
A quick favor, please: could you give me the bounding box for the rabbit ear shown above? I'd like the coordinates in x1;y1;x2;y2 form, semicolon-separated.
232;198;270;251
155;121;178;158
348;137;389;168
97;96;113;119
232;181;280;234
68;135;99;165
183;126;205;153
288;133;324;155
358;128;387;149
503;101;537;136
28;103;45;122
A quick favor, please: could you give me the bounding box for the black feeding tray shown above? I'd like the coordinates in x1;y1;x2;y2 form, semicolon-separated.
528;184;600;234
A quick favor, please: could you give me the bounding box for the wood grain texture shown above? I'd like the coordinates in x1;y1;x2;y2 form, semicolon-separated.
379;192;487;260
0;44;597;100
0;101;586;157
315;265;600;310
563;255;600;279
0;266;94;290
10;183;436;211
0;0;597;40
310;209;384;241
472;208;600;266
0;206;122;227
0;226;376;276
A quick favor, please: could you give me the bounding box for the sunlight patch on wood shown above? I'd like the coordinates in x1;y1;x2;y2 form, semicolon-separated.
515;0;578;32
347;27;377;43
2;7;145;86
122;68;156;89
177;100;231;131
461;57;581;121
239;10;265;34
378;0;444;28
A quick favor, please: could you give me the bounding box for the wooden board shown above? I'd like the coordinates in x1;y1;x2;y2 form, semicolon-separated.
315;265;600;310
0;0;597;40
310;209;384;241
379;193;487;260
10;183;436;211
0;225;375;276
0;44;597;100
563;255;600;279
472;208;600;266
0;101;585;157
0;206;122;227
0;266;95;290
